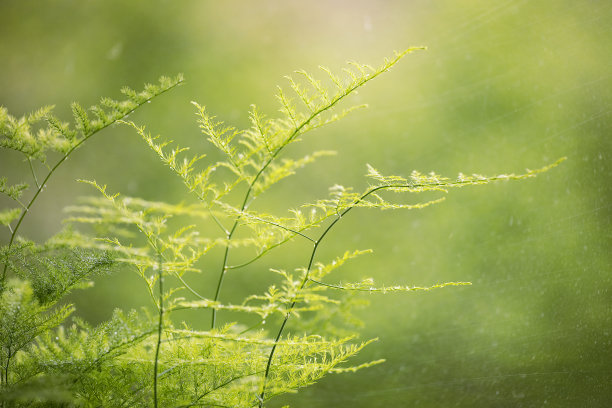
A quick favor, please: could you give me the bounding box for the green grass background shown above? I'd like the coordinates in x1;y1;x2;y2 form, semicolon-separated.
1;1;610;406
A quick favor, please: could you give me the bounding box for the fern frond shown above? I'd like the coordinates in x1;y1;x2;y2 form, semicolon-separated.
274;48;424;145
0;177;28;201
169;298;316;319
1;279;75;387
405;157;567;191
295;69;330;104
71;102;91;135
309;249;373;281
0;106;49;161
260;337;379;404
329;358;386;374
285;75;317;113
308;278;472;293
126;120;234;205
7;245;116;304
192;102;243;169
253;150;336;196
0;208;21;227
0;75;184;164
307;158;566;217
247;105;273;155
167;328;352;348
27;309;155;382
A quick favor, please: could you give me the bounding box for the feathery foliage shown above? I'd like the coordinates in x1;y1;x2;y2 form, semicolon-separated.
0;74;183;405
0;49;564;407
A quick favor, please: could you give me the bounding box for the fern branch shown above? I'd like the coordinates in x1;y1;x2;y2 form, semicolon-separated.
1;75;184;289
307;278;471;292
256;157;565;405
171;370;265;408
211;49;423;330
226;235;301;270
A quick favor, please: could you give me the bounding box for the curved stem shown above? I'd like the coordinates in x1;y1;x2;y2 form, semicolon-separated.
208;208;229;235
210;230;234;329
26;156;40;189
153;252;164;408
174;273;207;300
227;213;335;271
2;346;11;389
257;184;408;406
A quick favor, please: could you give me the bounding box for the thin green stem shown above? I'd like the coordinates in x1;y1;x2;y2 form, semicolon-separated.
227;239;290;270
238;318;265;335
257;239;318;407
210;230;233;329
153;252;164;408
2;346;10;388
227;213;334;270
307;278;366;290
208;207;230;235
174;273;208;300
26;156;40;189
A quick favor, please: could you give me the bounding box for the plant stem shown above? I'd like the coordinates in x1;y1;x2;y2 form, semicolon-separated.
153;252;164;408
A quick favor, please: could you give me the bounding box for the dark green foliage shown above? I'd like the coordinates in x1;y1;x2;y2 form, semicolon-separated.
0;279;73;394
0;50;563;407
0;242;119;403
9;245;115;305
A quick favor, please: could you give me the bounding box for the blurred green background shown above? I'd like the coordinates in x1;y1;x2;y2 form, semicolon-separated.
1;0;610;406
